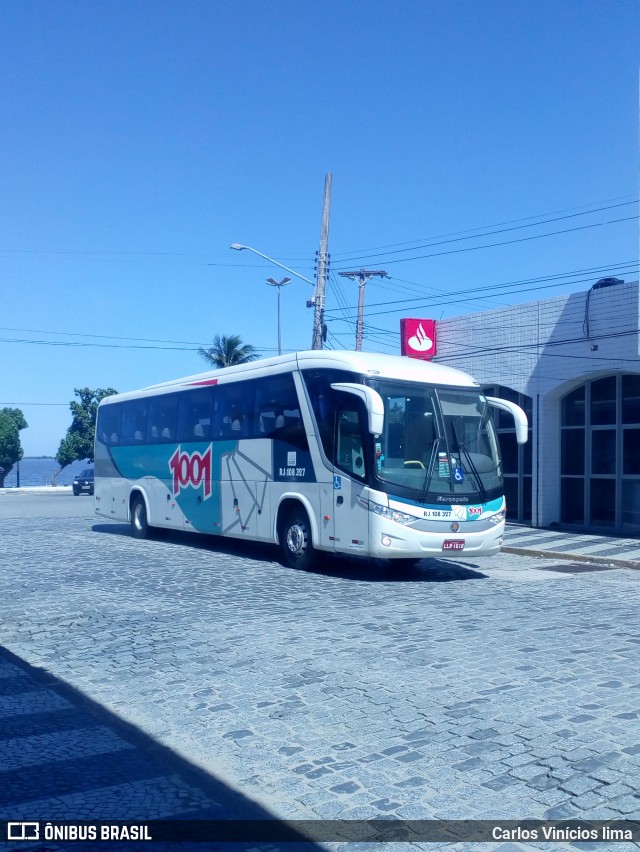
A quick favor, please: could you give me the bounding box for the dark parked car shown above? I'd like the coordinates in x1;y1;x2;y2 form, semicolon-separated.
73;468;94;496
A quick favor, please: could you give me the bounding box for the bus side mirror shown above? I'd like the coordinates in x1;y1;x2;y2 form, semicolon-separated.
486;396;529;444
331;383;384;435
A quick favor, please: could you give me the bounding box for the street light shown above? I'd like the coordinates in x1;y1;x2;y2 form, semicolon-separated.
230;243;314;286
266;277;291;355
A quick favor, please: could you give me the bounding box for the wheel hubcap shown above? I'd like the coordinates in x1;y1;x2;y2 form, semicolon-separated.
287;524;305;555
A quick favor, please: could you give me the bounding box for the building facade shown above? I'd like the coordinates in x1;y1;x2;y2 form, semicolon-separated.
432;278;640;533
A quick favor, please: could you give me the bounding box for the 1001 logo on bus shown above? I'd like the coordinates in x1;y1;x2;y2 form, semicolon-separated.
169;445;212;499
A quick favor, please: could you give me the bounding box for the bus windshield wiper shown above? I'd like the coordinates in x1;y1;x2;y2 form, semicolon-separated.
418;438;440;503
450;424;487;504
457;441;487;504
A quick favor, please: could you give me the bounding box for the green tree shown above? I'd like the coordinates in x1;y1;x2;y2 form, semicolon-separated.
0;408;28;487
56;387;117;470
198;334;259;369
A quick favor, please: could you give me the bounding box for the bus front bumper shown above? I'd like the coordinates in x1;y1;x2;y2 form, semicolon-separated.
368;515;505;559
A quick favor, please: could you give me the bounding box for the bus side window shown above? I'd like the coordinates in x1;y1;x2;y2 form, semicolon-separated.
336;408;366;479
147;394;178;443
98;403;122;447
177;389;213;442
301;367;359;461
218;381;256;438
120;400;148;445
254;374;308;449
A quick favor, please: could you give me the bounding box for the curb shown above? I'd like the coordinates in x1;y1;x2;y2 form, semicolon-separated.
0;486;73;495
502;545;640;571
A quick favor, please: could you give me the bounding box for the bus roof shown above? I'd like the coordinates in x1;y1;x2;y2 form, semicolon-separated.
101;350;479;404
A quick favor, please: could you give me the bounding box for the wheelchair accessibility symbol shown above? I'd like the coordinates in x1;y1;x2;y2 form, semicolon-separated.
453;467;464;483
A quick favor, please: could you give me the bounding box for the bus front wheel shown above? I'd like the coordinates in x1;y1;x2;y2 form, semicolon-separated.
130;495;150;539
280;508;317;570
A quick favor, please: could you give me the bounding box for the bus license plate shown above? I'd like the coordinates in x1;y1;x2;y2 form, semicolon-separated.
443;539;465;551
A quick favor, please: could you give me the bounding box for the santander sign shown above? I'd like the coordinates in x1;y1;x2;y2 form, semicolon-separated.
400;318;437;360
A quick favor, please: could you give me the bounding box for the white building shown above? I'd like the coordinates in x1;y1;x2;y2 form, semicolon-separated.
433;277;640;534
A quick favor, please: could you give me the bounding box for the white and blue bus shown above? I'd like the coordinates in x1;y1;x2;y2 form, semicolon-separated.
95;350;527;568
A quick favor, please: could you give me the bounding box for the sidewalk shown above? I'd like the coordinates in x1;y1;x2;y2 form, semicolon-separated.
504;522;640;568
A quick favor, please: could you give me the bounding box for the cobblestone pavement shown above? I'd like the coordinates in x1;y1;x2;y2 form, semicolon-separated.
1;493;640;850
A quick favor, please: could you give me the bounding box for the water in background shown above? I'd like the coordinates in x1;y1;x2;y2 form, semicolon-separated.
2;458;93;487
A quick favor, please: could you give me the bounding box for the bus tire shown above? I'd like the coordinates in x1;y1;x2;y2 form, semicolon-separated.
130;495;150;539
280;508;317;570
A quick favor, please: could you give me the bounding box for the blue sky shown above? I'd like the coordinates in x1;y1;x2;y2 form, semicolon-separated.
1;0;638;455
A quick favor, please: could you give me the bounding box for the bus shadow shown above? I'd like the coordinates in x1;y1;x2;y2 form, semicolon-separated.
92;522;283;565
92;522;135;538
92;524;488;584
308;555;488;583
0;645;327;850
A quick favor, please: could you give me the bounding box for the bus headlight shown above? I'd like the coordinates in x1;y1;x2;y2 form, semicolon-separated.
487;508;506;526
358;497;415;526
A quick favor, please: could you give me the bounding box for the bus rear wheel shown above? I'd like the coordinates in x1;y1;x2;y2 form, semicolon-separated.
130;495;150;539
280;508;317;570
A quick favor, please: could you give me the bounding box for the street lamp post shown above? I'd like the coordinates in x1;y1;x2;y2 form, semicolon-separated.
230;244;313;286
266;277;291;355
230;244;319;349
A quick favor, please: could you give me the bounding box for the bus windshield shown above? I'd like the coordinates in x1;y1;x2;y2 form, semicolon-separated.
366;380;502;501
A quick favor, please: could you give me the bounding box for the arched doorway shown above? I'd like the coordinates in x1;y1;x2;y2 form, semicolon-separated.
560;373;640;532
485;386;533;523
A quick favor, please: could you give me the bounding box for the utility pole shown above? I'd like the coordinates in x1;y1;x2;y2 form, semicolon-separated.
310;173;332;350
338;269;388;351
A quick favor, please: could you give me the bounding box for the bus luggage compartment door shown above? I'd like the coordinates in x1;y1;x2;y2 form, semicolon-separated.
220;479;262;538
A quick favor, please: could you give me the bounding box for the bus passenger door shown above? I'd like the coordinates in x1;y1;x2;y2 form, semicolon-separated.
332;405;369;555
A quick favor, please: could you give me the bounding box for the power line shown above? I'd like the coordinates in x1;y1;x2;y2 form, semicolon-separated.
349;326;640;369
332;216;637;270
2;259;636;356
0;326;214;346
383;259;637;300
325;262;639;319
328;273;357;332
0;325;287;352
332;200;640;264
0;336;282;353
434;327;640;360
3;201;636;270
354;322;640;355
327;263;639;317
328;196;638;258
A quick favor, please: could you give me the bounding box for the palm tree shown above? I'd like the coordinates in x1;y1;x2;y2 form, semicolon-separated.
198;335;259;369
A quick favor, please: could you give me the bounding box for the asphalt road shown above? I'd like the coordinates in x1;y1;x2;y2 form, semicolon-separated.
1;490;640;845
